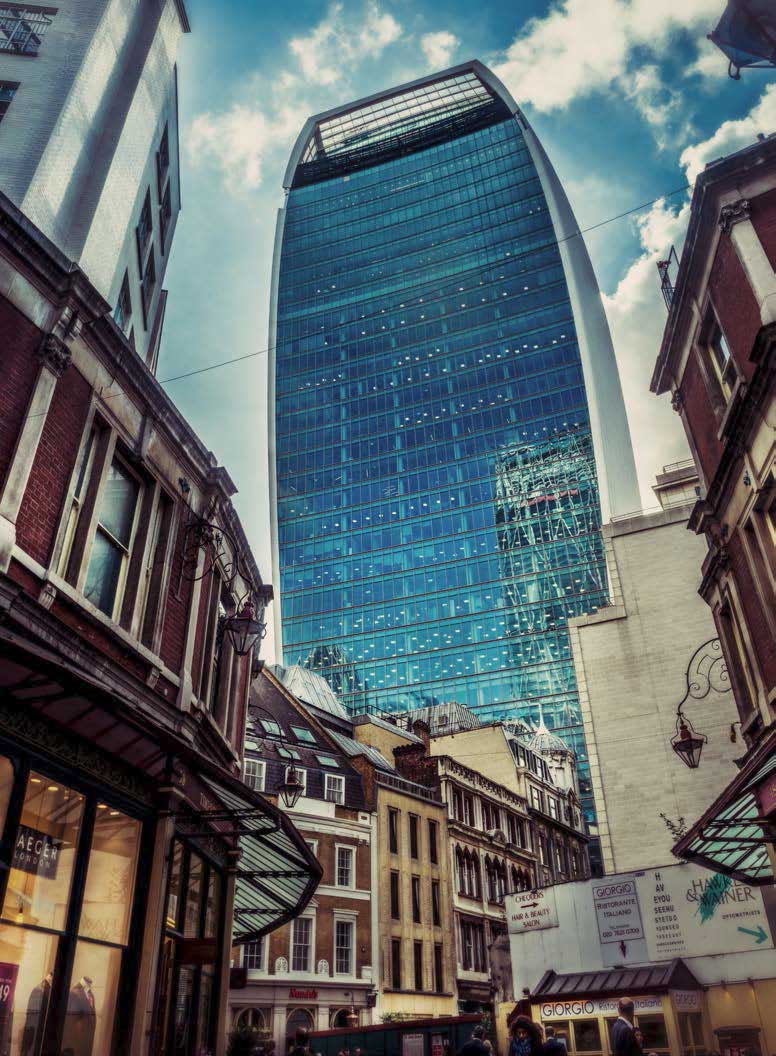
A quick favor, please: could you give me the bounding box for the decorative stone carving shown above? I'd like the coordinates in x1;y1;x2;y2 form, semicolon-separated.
719;198;751;235
146;666;161;690
37;582;57;610
35;333;71;377
670;389;683;412
275;957;289;974
316;959;329;975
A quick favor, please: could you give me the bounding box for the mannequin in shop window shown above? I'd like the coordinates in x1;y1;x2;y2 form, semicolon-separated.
21;972;53;1056
61;976;97;1056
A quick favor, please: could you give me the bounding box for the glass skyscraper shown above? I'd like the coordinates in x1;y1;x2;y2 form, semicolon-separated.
269;62;639;823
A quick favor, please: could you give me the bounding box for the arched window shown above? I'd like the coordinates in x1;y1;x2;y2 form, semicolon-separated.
455;846;465;892
236;1008;265;1030
511;865;519;893
470;853;481;898
287;1008;315;1039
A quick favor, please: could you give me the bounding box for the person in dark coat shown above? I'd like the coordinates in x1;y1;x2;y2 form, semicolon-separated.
290;1028;310;1056
458;1025;491;1056
541;1027;567;1056
21;974;52;1056
611;999;641;1056
509;1017;542;1056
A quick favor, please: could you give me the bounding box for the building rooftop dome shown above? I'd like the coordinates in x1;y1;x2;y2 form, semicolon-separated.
524;717;574;758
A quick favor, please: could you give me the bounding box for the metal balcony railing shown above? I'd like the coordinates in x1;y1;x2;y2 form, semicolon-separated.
657;245;680;310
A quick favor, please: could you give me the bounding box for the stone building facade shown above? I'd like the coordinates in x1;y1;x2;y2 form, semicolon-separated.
0;194;318;1055
352;716;458;1021
651;133;776;884
0;0;189;367
568;473;741;874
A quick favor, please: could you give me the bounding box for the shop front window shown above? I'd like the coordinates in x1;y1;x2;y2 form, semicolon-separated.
2;772;85;932
573;1019;602;1053
0;754;146;1056
0;924;58;1056
79;806;141;945
636;1016;669;1054
65;941;122;1056
679;1013;705;1056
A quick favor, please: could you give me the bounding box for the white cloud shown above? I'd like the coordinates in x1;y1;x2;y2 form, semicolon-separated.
188;101;309;193
621;64;686;149
680;82;776;183
289;1;402;86
602;199;692;501
493;0;719;113
420;30;460;70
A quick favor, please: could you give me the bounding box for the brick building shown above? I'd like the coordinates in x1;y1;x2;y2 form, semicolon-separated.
0;193;318;1054
230;667;377;1045
651;133;776;884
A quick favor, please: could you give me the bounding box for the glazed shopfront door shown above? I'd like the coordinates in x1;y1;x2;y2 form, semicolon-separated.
153;839;224;1056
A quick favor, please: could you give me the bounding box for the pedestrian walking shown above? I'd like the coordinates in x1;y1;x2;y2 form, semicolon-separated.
541;1027;567;1056
611;999;641;1056
509;1017;542;1056
458;1025;491;1056
290;1028;311;1056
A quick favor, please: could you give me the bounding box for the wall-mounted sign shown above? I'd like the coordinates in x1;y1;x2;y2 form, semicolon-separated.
671;990;702;1012
12;826;61;879
540;995;664;1020
636;866;774;959
506;888;559;933
592;876;644;945
290;988;317;1000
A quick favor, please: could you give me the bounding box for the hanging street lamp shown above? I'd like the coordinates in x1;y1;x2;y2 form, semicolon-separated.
224;599;269;657
276;764;305;809
671;716;708;769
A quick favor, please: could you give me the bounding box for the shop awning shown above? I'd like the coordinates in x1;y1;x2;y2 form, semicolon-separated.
0;633;321;943
199;774;321;944
672;728;775;885
533;959;701;1000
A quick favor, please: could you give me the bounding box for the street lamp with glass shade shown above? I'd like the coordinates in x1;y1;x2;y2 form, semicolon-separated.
277;765;305;809
671;716;708;769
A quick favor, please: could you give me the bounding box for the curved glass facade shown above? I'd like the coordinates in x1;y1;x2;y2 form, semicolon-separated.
272;67;627;823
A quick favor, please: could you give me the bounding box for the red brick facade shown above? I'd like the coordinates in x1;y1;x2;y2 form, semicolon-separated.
652;137;776;827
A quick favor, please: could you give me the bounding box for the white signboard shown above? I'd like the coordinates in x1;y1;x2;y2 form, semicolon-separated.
592;876;644;944
506;888;559;934
635;864;774;959
540;995;663;1020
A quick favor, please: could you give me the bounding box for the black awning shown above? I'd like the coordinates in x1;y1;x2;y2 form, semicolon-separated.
532;959;701;1000
0;634;321;942
673;728;776;885
198;773;321;944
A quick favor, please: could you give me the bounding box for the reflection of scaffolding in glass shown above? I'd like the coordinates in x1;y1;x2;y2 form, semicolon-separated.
303;643;369;712
494;428;605;729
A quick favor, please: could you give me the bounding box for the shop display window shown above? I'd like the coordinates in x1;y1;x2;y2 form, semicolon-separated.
0;752;147;1056
204;871;222;939
0;923;58;1056
679;1012;705;1056
79;807;141;946
166;841;183;930
637;1016;669;1053
573;1019;602;1053
183;852;203;937
1;773;84;932
65;941;122;1056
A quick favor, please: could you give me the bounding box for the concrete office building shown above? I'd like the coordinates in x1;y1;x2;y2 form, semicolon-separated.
568;462;742;875
0;0;189;368
269;61;639;842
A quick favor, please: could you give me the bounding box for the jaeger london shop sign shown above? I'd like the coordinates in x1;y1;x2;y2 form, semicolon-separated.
12;825;61;879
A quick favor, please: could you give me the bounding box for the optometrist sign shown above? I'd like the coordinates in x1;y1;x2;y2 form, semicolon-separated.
506;887;559;933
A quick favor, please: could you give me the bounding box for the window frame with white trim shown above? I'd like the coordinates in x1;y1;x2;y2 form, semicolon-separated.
332;911;357;978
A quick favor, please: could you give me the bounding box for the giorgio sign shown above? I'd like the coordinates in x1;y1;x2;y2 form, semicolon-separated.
541;996;663;1019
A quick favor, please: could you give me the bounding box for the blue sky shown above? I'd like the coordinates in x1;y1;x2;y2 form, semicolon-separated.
158;0;775;607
